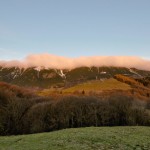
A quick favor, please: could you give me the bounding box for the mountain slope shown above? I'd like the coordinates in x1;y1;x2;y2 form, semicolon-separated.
0;66;150;88
63;78;131;93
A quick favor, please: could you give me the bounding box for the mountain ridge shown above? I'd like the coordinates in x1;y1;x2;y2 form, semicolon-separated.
0;66;150;88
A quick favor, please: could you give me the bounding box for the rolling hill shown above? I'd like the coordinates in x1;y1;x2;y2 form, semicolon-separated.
0;127;150;150
37;78;131;96
63;78;131;93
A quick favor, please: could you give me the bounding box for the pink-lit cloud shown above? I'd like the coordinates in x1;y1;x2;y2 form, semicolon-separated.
0;53;150;71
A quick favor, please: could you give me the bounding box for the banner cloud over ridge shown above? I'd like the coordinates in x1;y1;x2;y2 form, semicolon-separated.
0;53;150;71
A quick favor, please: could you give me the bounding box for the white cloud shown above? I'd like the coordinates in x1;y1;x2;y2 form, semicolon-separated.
0;53;150;71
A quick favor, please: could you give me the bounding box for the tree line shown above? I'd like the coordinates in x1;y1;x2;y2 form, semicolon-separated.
0;82;150;135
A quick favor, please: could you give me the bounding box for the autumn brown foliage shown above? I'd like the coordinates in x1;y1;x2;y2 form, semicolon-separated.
0;82;150;135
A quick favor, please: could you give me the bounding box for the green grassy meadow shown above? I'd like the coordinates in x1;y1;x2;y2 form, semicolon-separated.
0;127;150;150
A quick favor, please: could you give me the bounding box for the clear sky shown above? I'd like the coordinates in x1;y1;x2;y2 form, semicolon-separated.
0;0;150;60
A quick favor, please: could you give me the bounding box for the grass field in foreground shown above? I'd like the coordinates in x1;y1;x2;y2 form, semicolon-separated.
0;127;150;150
63;78;131;93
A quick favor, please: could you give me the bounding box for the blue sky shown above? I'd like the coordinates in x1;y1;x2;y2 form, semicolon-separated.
0;0;150;60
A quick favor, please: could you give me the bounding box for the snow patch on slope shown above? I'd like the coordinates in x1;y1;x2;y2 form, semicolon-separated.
100;71;107;74
0;67;3;71
56;70;66;79
129;68;142;77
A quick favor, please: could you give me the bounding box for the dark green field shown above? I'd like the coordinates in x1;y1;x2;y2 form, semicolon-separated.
0;127;150;150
